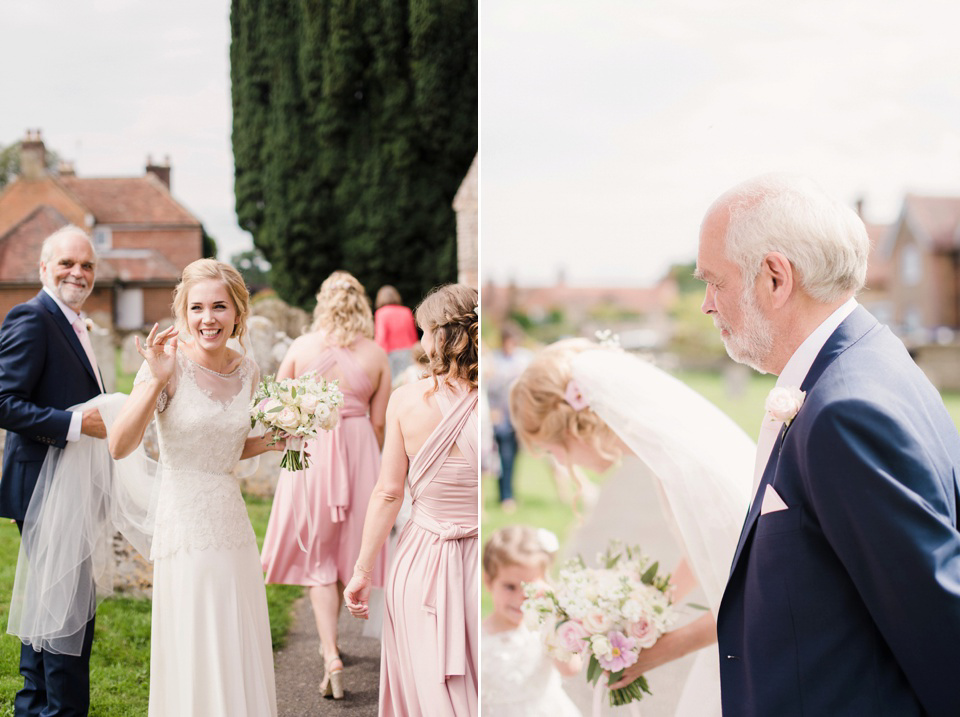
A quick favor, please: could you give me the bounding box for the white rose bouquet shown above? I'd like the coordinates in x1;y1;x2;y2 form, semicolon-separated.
522;541;676;708
249;372;344;470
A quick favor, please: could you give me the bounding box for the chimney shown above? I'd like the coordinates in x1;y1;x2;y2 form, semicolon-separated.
57;160;76;177
20;129;46;180
146;154;171;190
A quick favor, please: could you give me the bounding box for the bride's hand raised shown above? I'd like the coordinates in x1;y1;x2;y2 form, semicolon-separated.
135;323;179;385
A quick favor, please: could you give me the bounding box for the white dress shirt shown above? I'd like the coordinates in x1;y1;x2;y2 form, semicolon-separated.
751;298;859;500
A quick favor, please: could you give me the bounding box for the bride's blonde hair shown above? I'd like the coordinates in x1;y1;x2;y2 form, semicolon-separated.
509;338;620;461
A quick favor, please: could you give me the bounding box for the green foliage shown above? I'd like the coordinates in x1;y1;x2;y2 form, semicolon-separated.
668;260;702;295
0;141;61;191
231;248;273;291
201;227;218;259
230;0;477;308
667;291;727;363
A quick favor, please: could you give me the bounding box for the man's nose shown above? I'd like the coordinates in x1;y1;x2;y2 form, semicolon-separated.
701;284;716;315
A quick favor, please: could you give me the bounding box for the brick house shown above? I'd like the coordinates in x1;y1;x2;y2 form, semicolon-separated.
0;130;204;328
880;194;960;341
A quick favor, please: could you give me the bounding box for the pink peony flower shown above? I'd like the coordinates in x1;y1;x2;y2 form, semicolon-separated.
596;631;639;672
629;616;659;649
555;619;591;655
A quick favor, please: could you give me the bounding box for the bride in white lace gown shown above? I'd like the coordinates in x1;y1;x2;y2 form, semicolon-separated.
509;338;754;716
109;260;280;716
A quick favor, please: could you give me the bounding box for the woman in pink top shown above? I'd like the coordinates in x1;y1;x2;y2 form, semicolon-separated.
345;284;478;716
260;271;391;700
374;285;419;379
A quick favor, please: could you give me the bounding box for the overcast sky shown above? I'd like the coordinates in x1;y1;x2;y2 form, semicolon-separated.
1;1;251;260
481;0;960;286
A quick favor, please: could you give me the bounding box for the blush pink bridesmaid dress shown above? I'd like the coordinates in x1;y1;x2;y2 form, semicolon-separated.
380;384;479;716
261;345;387;588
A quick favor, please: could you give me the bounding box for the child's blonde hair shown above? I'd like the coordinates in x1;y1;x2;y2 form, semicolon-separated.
508;338;620;462
482;525;555;580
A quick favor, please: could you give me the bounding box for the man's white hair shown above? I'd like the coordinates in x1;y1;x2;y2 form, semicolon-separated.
39;225;97;267
708;173;870;303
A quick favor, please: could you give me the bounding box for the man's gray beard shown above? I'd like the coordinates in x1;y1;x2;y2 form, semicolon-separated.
721;287;774;374
48;279;92;311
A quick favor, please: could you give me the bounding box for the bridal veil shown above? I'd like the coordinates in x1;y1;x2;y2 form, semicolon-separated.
571;348;754;616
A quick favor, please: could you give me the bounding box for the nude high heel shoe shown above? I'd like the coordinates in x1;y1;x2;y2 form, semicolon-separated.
320;652;344;700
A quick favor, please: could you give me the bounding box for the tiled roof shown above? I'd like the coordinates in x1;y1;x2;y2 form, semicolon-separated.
57;175;199;226
99;249;181;282
903;194;960;251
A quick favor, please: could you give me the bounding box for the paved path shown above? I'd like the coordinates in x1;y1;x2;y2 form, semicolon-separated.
275;596;381;716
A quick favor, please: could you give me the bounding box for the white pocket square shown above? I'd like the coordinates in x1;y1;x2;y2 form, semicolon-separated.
760;485;789;515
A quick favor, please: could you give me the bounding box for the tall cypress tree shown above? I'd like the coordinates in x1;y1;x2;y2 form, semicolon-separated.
231;0;477;309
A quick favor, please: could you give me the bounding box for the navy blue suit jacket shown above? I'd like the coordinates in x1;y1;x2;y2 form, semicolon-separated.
0;291;103;522
718;307;960;716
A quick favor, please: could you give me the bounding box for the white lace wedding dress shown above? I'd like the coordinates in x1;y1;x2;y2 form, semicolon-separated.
139;350;277;716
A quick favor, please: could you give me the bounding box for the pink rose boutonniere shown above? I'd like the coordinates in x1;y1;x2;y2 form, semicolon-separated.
765;386;805;426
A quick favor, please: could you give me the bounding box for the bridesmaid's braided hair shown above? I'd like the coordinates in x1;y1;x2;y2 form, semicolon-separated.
414;284;478;392
310;270;374;346
509;338;620;462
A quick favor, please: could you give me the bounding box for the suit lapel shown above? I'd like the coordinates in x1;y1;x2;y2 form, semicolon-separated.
727;306;880;580
38;291;100;387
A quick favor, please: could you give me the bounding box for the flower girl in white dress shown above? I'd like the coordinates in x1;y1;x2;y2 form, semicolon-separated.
481;525;581;717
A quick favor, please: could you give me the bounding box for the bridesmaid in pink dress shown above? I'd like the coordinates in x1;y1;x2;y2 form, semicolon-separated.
260;270;391;699
345;283;479;716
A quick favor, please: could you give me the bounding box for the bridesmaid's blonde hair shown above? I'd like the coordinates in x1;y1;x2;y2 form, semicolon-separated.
509;338;620;461
172;259;250;350
482;525;553;581
310;270;374;346
415;284;478;391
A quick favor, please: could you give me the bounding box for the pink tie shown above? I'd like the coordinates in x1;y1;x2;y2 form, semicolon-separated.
73;317;104;392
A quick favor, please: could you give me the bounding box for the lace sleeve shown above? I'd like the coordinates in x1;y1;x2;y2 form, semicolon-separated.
133;359;177;413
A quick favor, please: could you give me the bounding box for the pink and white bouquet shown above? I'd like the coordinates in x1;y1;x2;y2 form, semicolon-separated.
522;541;676;708
249;372;344;470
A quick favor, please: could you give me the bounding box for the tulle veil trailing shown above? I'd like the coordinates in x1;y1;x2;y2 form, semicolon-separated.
7;393;160;656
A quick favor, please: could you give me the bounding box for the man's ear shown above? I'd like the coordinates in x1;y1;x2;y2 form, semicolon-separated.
759;251;794;309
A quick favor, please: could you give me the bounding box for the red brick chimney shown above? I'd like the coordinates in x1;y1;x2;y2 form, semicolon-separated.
20;129;46;180
146;154;171;190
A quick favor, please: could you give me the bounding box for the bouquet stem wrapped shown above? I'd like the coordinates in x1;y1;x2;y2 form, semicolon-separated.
249;373;344;470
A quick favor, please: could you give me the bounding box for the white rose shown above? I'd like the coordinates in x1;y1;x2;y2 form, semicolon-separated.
590;634;612;659
581;610;614;634
274;406;301;432
299;393;319;413
314;403;331;420
765;386;805;423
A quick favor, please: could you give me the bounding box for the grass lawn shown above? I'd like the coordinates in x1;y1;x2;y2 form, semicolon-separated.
481;369;960;617
0;494;301;716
